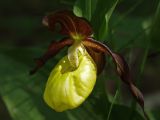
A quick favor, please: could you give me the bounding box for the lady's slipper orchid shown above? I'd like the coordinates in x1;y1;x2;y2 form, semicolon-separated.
30;10;148;119
44;46;97;112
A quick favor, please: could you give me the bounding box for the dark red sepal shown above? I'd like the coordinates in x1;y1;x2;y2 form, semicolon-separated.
30;38;73;75
42;10;93;38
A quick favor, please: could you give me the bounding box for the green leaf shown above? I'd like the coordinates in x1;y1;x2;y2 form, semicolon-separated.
0;54;45;120
90;0;118;40
73;1;83;17
98;0;119;41
73;0;98;20
0;47;68;120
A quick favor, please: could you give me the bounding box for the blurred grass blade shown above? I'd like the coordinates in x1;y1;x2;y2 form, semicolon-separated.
98;0;119;41
90;0;118;40
85;0;92;20
107;89;119;120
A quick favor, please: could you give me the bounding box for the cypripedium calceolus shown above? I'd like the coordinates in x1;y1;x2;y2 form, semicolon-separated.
30;10;149;119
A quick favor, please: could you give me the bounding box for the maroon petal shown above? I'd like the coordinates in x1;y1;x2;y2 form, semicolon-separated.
30;38;73;75
86;47;106;75
83;38;149;120
42;10;93;37
84;37;106;75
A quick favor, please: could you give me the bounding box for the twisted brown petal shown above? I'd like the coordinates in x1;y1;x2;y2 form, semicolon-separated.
83;38;149;120
30;38;73;75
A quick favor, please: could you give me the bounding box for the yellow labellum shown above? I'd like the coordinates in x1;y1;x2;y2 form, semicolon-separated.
43;47;97;112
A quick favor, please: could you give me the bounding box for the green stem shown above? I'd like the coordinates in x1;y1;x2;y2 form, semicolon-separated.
106;87;120;120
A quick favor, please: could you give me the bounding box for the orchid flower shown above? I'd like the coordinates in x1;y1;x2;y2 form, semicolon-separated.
30;10;148;119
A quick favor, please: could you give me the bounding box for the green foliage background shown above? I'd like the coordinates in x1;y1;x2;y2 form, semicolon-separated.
0;0;160;120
